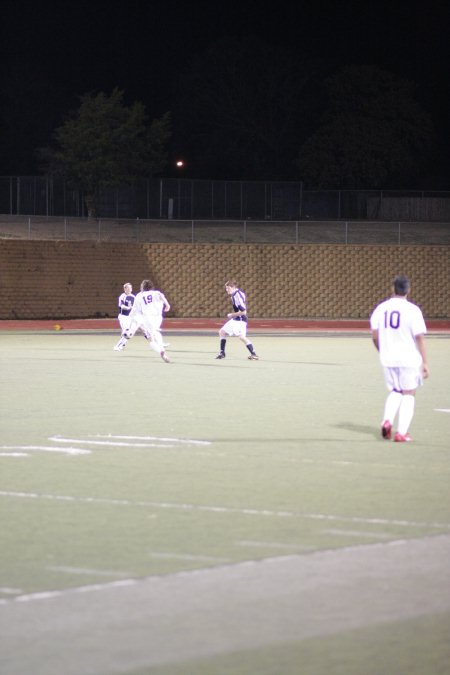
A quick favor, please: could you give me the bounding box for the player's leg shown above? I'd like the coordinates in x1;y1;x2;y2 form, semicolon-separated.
395;391;416;440
238;327;258;360
145;319;170;362
114;315;130;350
380;368;402;438
394;367;422;441
216;324;229;359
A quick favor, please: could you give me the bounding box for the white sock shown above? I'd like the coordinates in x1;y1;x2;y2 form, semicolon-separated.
149;333;164;353
397;395;415;435
383;390;403;425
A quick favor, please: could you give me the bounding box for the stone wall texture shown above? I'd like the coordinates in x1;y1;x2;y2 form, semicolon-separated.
0;240;449;319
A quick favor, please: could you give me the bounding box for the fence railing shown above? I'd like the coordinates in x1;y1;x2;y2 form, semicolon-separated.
2;176;450;222
0;216;448;245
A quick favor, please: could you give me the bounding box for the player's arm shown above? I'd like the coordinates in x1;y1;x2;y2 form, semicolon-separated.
415;333;429;378
129;299;138;317
371;329;380;351
160;293;170;312
227;309;246;318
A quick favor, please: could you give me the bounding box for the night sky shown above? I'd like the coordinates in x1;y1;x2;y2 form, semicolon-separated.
2;0;450;182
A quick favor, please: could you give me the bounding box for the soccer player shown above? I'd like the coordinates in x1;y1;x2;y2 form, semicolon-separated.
370;275;429;442
215;280;259;360
113;283;135;351
127;279;171;362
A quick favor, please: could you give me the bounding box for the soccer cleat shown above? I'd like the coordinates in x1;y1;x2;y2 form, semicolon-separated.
381;420;392;440
113;345;124;351
160;351;171;363
215;352;226;359
248;353;259;360
394;432;412;442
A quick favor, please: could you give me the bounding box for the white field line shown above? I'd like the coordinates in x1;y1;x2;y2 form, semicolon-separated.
237;540;314;551
434;408;450;413
323;529;392;539
286;457;441;470
1;489;449;529
0;579;137;606
47;566;132;578
1;534;448;608
90;434;212;446
149;552;230;563
48;436;176;449
0;446;90;456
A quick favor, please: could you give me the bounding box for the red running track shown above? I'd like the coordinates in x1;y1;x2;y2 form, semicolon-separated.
0;318;449;332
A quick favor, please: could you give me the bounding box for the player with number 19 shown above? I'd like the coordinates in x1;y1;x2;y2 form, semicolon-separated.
128;279;171;362
370;275;429;442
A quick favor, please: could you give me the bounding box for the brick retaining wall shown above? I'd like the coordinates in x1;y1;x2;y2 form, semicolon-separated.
0;241;448;319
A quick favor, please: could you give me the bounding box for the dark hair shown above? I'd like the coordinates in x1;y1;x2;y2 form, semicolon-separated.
141;279;153;291
393;275;410;296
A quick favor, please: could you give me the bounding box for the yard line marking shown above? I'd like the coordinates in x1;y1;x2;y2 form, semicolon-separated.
90;434;212;446
237;540;314;551
323;529;392;539
1;490;449;529
0;579;137;606
47;566;132;578
1;533;449;608
0;445;90;456
48;436;175;448
286;458;431;470
149;552;230;562
434;408;450;413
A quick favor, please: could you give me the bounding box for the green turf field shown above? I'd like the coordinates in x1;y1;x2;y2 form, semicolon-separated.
1;331;449;675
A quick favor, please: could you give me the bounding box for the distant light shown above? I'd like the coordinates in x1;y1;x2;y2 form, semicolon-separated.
176;160;184;168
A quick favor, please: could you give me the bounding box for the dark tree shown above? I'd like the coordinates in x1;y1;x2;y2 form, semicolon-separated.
40;89;171;216
172;36;314;180
296;65;435;188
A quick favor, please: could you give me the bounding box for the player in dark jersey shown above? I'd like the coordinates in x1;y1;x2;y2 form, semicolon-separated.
215;280;258;360
114;283;135;351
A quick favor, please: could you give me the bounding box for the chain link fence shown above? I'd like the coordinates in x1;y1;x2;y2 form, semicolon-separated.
2;176;450;222
1;214;449;244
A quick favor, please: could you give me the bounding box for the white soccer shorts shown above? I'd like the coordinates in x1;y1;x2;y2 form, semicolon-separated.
383;366;423;392
221;318;248;338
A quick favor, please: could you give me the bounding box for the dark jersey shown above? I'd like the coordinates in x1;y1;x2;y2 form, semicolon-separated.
118;293;135;316
231;288;248;322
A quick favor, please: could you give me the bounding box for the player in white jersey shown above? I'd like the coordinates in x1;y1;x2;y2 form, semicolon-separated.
215;280;258;360
370;275;429;442
127;279;171;362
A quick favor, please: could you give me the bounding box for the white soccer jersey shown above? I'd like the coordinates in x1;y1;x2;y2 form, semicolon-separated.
370;297;427;367
131;290;167;319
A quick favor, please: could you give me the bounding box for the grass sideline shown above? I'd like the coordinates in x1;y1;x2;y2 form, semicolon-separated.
0;331;449;674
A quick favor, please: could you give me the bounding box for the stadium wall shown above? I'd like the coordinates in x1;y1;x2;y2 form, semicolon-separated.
0;240;448;319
